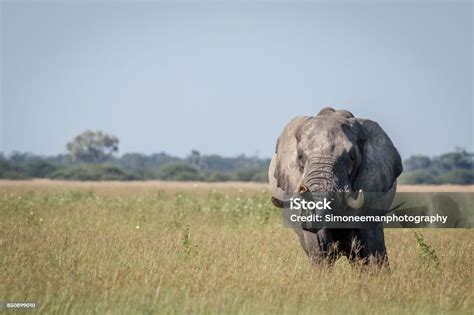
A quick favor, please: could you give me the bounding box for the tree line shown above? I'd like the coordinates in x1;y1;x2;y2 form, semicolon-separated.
0;131;269;182
0;130;472;184
398;148;473;185
0;151;269;182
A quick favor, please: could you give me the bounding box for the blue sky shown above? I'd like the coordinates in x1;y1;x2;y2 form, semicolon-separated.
1;1;472;159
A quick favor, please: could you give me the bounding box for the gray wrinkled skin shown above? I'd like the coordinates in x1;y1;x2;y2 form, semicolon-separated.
269;107;402;266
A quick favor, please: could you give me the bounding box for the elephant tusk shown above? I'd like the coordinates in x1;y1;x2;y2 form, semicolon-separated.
346;189;364;209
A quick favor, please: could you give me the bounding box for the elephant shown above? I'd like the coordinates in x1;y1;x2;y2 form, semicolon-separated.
269;107;402;266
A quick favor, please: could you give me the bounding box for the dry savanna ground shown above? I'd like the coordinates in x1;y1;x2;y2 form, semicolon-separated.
1;180;473;314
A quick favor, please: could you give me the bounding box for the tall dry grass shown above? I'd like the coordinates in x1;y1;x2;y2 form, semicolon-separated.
0;181;473;314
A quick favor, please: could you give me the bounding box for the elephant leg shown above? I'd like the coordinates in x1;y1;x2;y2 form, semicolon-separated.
352;225;389;266
294;228;338;265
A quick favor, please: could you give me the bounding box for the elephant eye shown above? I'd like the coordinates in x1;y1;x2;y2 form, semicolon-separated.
297;153;305;171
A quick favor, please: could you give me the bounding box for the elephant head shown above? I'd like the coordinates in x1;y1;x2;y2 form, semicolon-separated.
269;107;402;210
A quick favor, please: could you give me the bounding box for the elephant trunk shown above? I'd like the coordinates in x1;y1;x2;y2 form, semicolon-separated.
299;158;338;193
298;158;365;210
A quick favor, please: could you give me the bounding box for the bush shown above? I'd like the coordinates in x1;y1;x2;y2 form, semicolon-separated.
156;163;204;181
25;161;58;178
233;168;268;182
206;172;232;182
435;169;474;185
0;159;30;179
399;170;438;185
250;169;269;183
50;164;138;181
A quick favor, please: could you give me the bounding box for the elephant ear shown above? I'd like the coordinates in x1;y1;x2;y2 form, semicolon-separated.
270;116;312;198
354;119;403;193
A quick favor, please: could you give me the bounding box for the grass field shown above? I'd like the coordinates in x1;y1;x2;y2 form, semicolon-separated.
1;180;473;314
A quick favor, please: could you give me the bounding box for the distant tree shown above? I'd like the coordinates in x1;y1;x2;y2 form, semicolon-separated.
120;153;148;170
44;154;71;166
66;130;119;163
433;149;473;172
188;150;204;170
404;155;431;172
9;151;39;163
